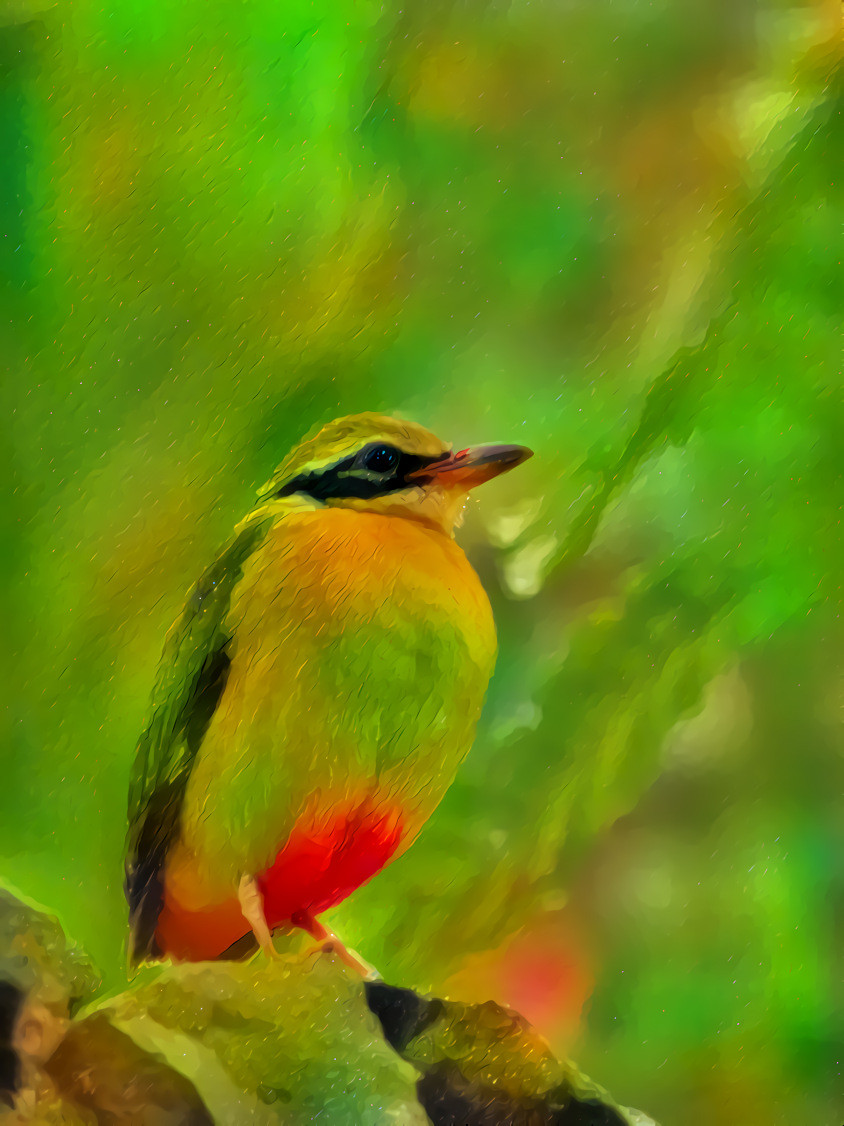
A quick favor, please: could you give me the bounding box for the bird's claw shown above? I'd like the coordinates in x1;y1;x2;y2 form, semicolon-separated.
303;937;379;979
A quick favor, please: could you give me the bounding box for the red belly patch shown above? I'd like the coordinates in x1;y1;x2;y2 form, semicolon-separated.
155;802;404;962
258;802;404;928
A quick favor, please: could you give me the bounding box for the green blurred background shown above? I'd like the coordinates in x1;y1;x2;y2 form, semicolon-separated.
1;1;840;1122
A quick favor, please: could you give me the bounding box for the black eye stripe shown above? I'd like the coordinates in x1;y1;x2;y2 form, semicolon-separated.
276;448;447;502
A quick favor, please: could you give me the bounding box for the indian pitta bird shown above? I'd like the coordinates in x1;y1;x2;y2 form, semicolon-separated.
125;412;532;965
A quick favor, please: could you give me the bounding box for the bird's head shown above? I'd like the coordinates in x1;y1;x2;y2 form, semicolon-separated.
258;412;532;536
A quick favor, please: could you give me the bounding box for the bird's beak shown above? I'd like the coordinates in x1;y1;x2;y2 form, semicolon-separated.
410;444;533;490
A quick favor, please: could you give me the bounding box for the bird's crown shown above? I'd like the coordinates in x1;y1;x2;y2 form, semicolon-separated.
258;412;450;504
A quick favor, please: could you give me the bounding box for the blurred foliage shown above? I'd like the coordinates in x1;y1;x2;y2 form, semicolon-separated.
0;1;840;1123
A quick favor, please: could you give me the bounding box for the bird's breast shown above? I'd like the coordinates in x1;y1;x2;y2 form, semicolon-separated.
179;506;496;897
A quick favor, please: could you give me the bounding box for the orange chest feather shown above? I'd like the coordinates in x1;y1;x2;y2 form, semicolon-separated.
232;506;496;656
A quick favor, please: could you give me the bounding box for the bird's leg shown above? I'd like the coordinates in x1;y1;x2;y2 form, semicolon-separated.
237;875;277;959
292;912;379;979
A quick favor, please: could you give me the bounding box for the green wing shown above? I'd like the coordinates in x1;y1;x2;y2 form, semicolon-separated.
125;514;270;962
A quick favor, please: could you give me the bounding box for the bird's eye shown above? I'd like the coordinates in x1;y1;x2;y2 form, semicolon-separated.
362;445;399;474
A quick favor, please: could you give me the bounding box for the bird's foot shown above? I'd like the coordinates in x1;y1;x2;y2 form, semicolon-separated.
293;912;380;979
308;938;379;979
237;875;278;960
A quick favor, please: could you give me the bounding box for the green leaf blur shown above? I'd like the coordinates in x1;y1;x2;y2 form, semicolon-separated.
1;2;839;1123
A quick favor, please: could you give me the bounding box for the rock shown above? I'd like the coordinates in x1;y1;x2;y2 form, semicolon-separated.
0;888;100;1018
0;887;101;1117
0;887;656;1125
0;887;212;1124
45;1013;213;1125
102;952;428;1125
365;982;650;1126
416;1060;625;1125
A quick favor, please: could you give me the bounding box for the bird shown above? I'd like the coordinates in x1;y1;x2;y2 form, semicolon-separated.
125;412;532;967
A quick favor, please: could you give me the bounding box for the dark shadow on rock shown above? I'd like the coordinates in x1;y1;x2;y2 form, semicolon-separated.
366;981;631;1126
0;980;24;1106
365;980;444;1052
